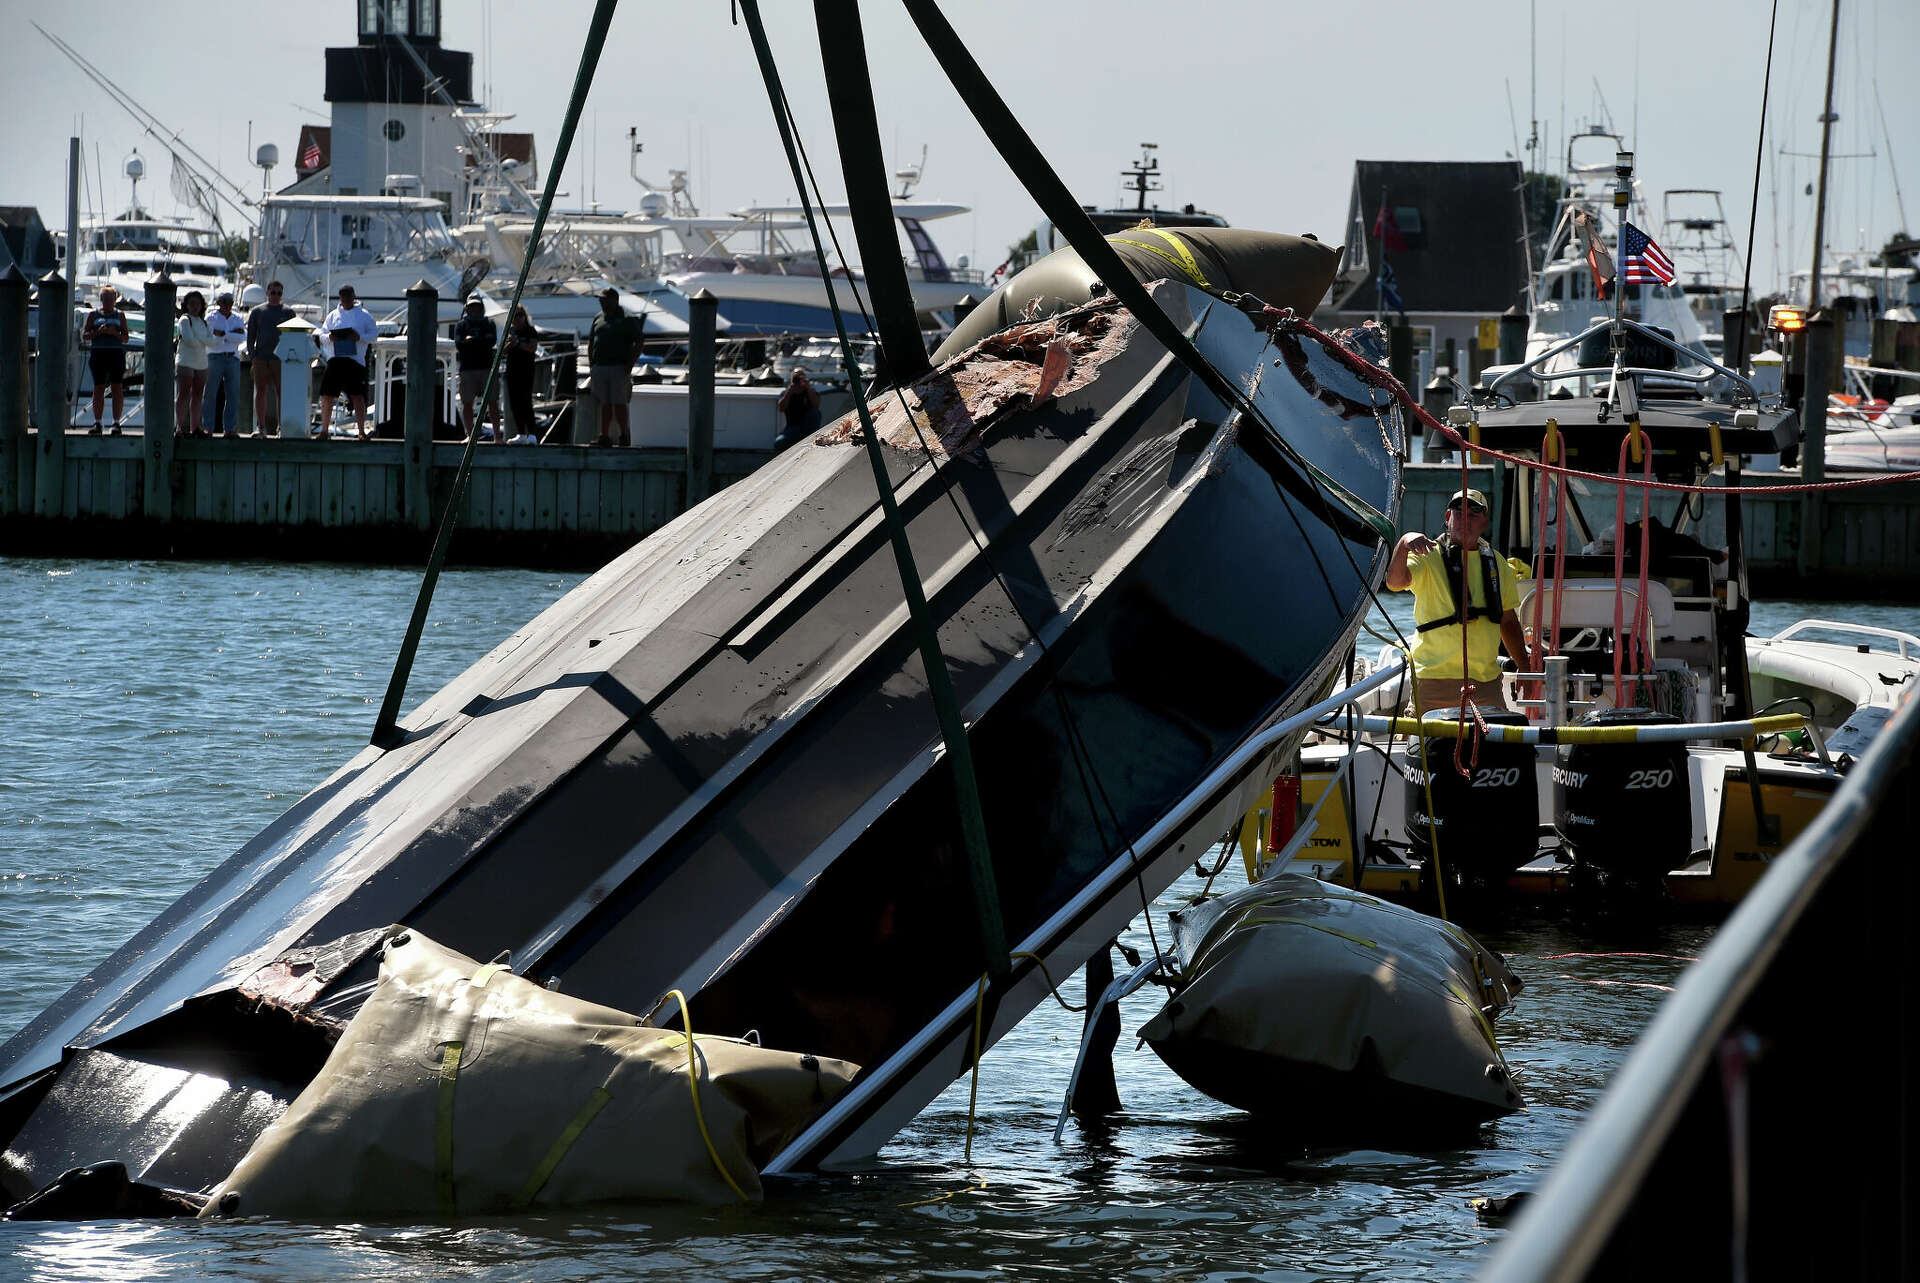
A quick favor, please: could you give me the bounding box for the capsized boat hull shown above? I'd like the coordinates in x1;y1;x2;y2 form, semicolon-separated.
1;272;1401;1202
1140;874;1523;1139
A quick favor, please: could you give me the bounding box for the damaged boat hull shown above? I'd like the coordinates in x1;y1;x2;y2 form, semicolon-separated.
2;275;1402;1203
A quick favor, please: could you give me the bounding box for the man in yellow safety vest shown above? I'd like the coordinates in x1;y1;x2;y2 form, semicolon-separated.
1385;488;1536;714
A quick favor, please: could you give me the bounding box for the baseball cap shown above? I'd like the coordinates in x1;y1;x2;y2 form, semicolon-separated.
215;290;234;302
1448;488;1488;512
598;287;620;301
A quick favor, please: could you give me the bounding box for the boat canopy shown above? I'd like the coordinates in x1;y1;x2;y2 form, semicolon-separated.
261;199;458;267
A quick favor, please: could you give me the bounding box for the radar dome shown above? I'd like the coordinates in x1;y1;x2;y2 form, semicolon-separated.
123;151;145;181
256;143;280;169
240;283;268;307
638;192;668;218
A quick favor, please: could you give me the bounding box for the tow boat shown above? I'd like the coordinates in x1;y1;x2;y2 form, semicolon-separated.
1267;298;1917;910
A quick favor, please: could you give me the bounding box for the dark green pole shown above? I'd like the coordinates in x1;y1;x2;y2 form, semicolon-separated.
143;271;176;521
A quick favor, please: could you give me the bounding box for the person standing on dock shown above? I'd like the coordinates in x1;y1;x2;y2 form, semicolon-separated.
318;286;379;440
174;290;212;437
204;291;248;437
81;287;131;433
1385;488;1535;714
588;287;643;447
453;298;501;443
245;281;296;437
504;304;540;442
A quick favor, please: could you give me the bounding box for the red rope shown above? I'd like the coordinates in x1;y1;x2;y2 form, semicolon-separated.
1610;426;1657;702
1255;307;1920;495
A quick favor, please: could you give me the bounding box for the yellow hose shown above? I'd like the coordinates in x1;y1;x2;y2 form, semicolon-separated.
659;988;750;1202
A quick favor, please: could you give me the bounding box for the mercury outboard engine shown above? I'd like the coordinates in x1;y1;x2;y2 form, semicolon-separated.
1553;709;1690;897
1404;711;1537;892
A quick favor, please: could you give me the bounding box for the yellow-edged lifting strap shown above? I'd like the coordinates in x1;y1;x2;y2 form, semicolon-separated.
1627;419;1646;464
1106;228;1211;289
435;1039;464;1215
1542;418;1562;465
513;1087;613;1210
1708;421;1725;469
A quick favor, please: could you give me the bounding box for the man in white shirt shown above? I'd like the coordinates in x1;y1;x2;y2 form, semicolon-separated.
204;291;248;436
318;286;380;440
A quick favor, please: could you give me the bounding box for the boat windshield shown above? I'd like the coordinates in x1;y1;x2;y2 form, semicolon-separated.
86;222;225;256
263;204;457;267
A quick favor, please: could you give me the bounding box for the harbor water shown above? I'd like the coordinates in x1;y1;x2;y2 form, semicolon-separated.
0;557;1910;1281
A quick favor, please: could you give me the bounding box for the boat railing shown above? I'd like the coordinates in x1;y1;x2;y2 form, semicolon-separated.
1764;618;1920;659
1487;316;1758;403
1482;687;1920;1281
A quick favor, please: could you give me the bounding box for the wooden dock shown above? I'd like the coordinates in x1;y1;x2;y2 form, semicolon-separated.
0;432;1913;592
0;429;773;566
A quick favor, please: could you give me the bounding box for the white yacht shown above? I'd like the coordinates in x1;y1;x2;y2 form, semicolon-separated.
1524;130;1711;393
68;152;233;308
654;159;986;335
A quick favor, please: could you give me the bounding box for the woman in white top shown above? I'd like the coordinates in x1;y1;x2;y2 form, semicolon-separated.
175;291;213;437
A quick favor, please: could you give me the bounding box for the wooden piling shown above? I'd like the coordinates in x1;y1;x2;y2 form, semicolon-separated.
687;288;716;506
1388;323;1413;392
144;271;176;521
33;271;69;518
1799;309;1837;578
0;265;28;516
1497;304;1527;366
404;281;438;529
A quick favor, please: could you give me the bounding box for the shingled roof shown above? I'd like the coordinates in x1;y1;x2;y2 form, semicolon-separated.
0;206;58;278
1328;160;1530;316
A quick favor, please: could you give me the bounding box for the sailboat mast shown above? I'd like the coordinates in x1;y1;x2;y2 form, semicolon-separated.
1806;0;1841;307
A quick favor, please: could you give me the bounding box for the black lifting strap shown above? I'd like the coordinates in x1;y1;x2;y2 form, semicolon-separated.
896;0;1392;547
813;0;932;386
1414;539;1504;634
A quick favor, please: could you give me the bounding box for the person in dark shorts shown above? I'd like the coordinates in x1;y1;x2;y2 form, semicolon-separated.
82;286;131;433
318;286;380;439
453;297;500;442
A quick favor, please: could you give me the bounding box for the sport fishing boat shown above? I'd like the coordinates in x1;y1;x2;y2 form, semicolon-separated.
0;219;1405;1209
1524;131;1713;394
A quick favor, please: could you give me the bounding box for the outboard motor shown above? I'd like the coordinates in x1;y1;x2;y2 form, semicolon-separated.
1553;709;1690;896
1404;711;1538;891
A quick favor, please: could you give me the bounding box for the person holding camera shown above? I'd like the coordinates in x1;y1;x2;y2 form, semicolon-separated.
776;368;822;449
318;285;379;439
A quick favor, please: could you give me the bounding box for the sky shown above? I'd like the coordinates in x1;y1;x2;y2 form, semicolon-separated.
2;0;1914;296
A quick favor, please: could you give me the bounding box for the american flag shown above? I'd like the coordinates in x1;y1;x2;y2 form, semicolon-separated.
300;137;322;170
1620;222;1675;285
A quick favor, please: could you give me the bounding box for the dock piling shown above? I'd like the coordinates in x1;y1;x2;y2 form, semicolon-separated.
1498;304;1527;367
404;280;438;529
1799;309;1836;577
0;265;28;516
144;271;176;521
687;288;716;506
33;271;69;518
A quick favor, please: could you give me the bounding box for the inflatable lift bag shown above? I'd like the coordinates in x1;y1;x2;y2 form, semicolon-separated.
934;228;1342;362
201;931;858;1217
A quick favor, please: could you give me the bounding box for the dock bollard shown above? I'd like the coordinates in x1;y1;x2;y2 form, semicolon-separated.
0;265;28;516
144;271;176;521
33;270;69;518
687;288;716;506
404;280;438;530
